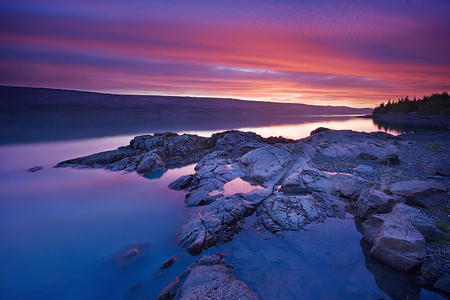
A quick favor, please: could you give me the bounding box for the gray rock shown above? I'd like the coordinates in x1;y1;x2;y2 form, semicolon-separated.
310;127;331;135
240;146;297;185
169;174;195;190
391;203;436;239
28;166;43;172
135;149;166;175
178;187;272;255
156;254;259;300
362;213;426;272
356;189;396;219
340;179;365;200
184;188;215;207
353;165;375;174
357;153;378;160
390;180;448;210
301;130;399;158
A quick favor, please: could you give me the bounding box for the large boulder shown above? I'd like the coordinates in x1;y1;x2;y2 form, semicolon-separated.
240;146;298;185
362;212;426;272
340;179;366;200
156;254;259;300
390;203;436;240
356;189;396;219
390;180;448;210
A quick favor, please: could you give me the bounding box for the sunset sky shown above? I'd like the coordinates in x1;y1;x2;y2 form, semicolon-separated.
1;0;449;107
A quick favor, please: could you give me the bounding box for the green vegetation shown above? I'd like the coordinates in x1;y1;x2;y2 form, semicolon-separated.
435;220;448;232
373;92;450;115
429;141;443;152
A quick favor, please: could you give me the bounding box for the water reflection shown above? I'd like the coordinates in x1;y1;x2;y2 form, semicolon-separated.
372;119;448;135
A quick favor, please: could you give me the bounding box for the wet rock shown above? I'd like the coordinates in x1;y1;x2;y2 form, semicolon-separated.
156;254;259;300
185;188;215;207
135;149;166;175
391;203;436;240
168;174;194;190
362;213;426;272
414;261;442;287
177;186;273;256
28;166;43;172
379;153;400;166
159;255;177;270
340;179;366;200
390;180;448;210
356;189;396;219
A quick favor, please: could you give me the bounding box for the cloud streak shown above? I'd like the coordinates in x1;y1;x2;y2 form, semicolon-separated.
1;0;449;107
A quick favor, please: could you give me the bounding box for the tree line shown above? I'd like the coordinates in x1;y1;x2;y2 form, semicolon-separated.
373;92;450;115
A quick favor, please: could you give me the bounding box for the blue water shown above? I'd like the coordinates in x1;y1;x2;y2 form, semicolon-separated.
0;118;446;299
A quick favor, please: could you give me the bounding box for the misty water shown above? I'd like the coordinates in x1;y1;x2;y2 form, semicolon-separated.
0;117;446;300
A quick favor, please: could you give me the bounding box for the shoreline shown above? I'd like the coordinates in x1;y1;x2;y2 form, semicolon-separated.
360;114;450;129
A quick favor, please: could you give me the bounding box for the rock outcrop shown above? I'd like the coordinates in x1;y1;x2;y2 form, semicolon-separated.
362;210;426;272
156;254;259;300
390;180;448;210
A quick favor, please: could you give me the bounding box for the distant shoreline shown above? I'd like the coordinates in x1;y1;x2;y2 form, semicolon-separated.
360;114;450;129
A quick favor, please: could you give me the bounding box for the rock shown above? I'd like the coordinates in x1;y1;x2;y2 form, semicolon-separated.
357;153;378;160
185;188;215;207
379;153;400;166
414;261;442;287
340;179;365;200
418;160;450;176
362;213;426;272
257;194;324;234
178;187;272;255
169;174;194;190
28;166;43;172
390;180;448;210
353;165;375;174
391;203;436;240
301;130;399;158
209;130;267;155
240;146;298;185
433;276;450;296
310;127;331;135
135;149;166;175
356;189;396;219
156;254;259;300
159;255;177;270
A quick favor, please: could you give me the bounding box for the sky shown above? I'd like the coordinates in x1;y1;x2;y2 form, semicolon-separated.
0;0;449;108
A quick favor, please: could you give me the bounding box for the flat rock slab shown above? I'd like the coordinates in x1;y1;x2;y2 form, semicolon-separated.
390;180;448;210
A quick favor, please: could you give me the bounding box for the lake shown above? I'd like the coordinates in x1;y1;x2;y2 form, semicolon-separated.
0;116;446;299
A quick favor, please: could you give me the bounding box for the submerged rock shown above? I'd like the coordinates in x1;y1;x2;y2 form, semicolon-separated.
390;180;448;210
156;254;259;300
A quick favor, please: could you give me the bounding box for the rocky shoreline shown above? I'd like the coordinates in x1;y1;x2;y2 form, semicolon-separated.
57;128;450;299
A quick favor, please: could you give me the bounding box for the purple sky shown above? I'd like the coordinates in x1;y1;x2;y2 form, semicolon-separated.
1;0;449;107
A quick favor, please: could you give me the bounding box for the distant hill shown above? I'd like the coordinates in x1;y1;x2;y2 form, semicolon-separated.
1;86;371;116
0;86;372;144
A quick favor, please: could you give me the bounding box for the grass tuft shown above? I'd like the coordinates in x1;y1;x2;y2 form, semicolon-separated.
435;220;448;232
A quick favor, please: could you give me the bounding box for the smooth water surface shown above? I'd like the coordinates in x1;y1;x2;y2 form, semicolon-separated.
0;117;446;299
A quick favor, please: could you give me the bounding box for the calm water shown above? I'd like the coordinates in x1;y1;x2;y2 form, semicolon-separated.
0;117;445;299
